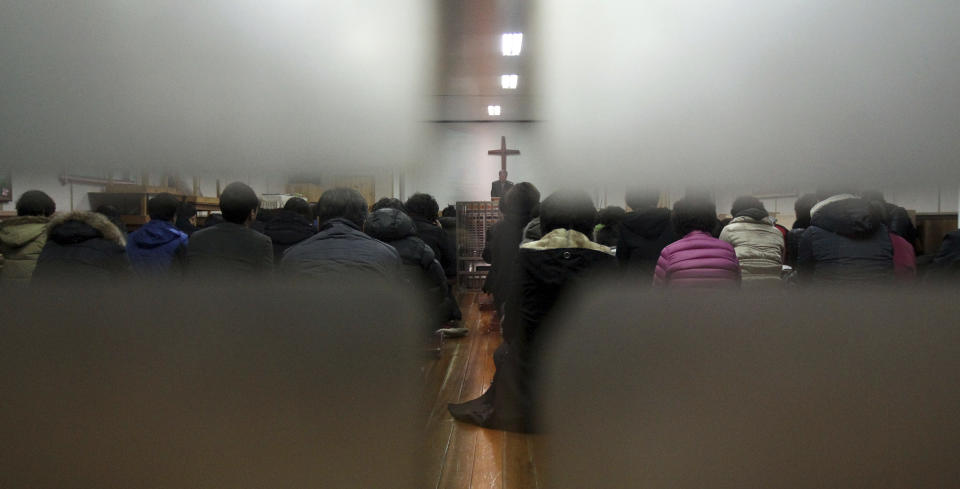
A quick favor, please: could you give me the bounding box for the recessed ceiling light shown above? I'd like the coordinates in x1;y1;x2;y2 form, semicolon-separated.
500;74;518;89
487;105;501;116
501;33;523;56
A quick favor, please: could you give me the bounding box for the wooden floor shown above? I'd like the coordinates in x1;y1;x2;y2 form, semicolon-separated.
421;291;543;489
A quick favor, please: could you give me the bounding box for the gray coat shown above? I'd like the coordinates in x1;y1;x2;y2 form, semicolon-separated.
279;218;400;280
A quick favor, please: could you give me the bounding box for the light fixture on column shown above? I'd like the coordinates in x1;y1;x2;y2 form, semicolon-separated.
501;33;523;56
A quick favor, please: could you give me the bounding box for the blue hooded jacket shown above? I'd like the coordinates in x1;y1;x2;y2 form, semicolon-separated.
126;219;189;277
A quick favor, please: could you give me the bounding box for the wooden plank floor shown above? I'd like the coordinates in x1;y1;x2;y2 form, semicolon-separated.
422;291;542;489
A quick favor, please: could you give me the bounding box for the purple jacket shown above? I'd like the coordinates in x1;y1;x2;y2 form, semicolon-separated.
653;231;741;288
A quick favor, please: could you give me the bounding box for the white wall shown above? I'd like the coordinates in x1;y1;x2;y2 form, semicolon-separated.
404;122;553;207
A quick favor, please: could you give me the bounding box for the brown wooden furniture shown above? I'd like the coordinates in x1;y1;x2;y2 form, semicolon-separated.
88;184;221;231
916;212;958;255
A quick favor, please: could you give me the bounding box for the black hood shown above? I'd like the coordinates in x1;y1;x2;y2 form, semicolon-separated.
263;210;316;245
49;220;102;245
365;208;417;241
811;198;881;238
734;207;769;221
621;208;672;239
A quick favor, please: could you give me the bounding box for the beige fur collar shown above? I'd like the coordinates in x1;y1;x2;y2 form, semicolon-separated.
48;211;126;247
520;228;613;254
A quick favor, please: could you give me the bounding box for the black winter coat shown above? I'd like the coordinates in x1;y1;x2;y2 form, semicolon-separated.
186;222;274;279
280;218;400;280
484;214;530;312
797;197;893;285
33;211;131;283
616;208;678;281
262;210;317;262
413;217;457;278
926;230;960;281
883;202;918;249
365;209;457;323
449;231;616;432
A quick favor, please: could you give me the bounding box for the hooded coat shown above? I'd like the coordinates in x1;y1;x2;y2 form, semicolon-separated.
279;217;400;280
616;208;678;281
126;219;189;277
412;217;457;278
718;209;784;282
0;215;49;284
449;229;615;432
797;195;893;285
653;231;741;288
365;209;458;324
33;211;131;283
262;210;317;262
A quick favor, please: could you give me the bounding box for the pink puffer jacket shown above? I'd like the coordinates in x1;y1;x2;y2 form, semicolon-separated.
653;231;741;288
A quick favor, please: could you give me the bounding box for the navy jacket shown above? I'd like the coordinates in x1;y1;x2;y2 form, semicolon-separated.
279;218;400;280
126;219;188;278
797;197;893;285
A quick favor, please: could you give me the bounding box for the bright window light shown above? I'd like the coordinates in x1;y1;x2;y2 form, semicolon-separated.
487;105;501;116
501;33;523;56
501;74;518;89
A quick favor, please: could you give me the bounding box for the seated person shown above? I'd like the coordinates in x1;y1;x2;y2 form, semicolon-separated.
263;197;317;262
279;188;400;280
0;190;56;285
616;186;677;282
186;182;273;279
718;196;784;284
33;210;131;283
405;193;457;278
126;193;189;278
653;197;741;288
449;189;616;432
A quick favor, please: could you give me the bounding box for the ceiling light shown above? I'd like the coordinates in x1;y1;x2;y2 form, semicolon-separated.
501;33;523;56
500;74;518;89
487;105;501;116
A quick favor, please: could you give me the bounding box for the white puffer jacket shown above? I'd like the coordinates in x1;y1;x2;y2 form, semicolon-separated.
719;215;784;281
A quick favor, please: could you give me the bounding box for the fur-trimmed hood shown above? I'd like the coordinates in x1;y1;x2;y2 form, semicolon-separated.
47;211;126;247
521;228;613;255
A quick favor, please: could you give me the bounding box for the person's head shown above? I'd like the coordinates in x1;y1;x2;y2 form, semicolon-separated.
598;206;627;227
502;182;540;218
441;205;456;218
539;189;598;236
316;187;368;227
730;196;767;218
146;193;179;222
672;196;719;237
283;197;312;219
15;190;55;217
371;197;406;213
793;193;819;228
624;186;660;210
859;189;886;204
499;170;508;182
219;182;260;225
95;205;121;220
404;193;439;221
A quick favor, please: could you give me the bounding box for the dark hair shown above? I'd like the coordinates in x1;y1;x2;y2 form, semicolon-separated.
15;190;56;217
404;193;439;221
219;182;260;224
730;196;767;218
793;193;819;228
503;182;540;218
539;189;598;236
441;205;456;218
147;193;180;221
317;187;368;227
283;197;312;218
672;196;719;237
859;189;886;204
371;197;406;212
204;213;224;227
177;202;197;219
597;206;626;227
624;186;660;210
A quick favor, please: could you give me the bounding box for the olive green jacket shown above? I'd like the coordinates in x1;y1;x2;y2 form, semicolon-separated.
0;215;50;284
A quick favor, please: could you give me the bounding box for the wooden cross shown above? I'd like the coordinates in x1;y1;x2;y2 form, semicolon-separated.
487;136;520;172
